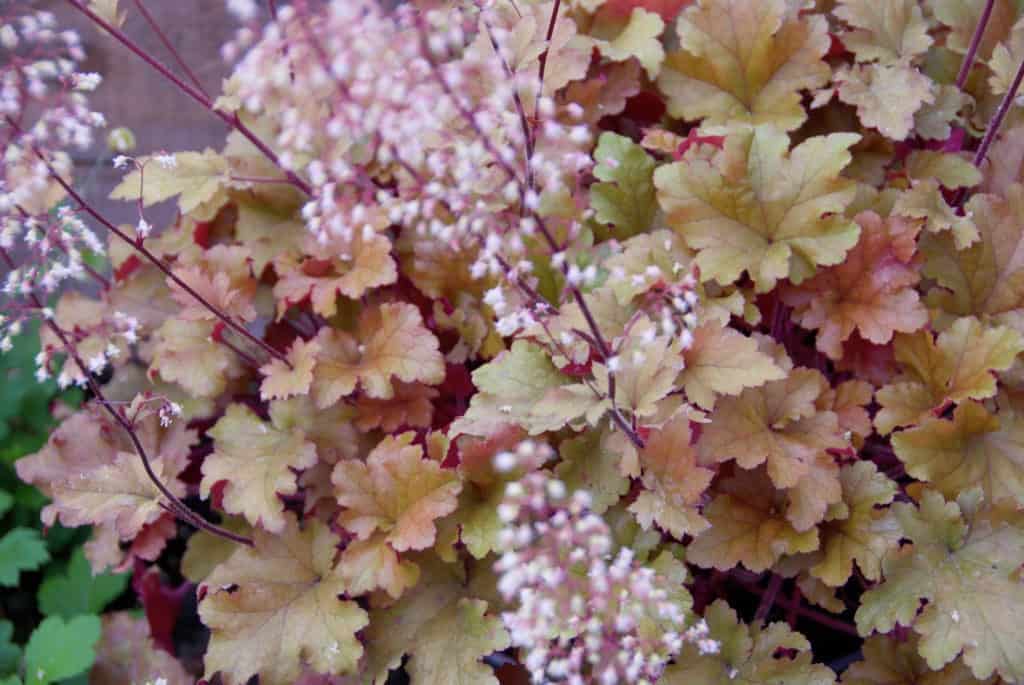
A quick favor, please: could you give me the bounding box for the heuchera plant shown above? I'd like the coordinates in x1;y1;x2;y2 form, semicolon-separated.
4;0;1024;682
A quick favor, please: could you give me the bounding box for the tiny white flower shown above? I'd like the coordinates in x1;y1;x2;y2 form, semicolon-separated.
153;153;177;169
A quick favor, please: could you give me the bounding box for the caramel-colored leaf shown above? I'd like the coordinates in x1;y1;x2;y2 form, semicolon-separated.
655;125;860;292
629;416;713;537
202;403;318;533
333;433;462;551
312;303;445;407
200;519;368;685
875;317;1024;433
657;0;831;131
687;468;819;572
781;211;927;360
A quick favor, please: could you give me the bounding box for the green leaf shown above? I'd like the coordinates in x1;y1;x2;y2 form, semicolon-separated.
855;490;1024;681
450;340;574;437
405;598;510;685
662;599;836;684
0;621;21;677
0;528;49;587
23;616;101;685
0;491;12;518
590;132;658;239
555;427;630;514
110;150;229;216
37;548;129;618
0;676;22;685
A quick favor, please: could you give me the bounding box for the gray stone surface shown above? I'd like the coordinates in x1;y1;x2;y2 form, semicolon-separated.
36;0;239;227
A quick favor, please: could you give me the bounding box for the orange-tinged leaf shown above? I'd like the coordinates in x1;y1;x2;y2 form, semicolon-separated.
273;232;397;318
593;316;686;420
687;467;819;572
829;62;935;141
981;126;1024;195
589;8;666;79
201;403;318;533
834;0;932;63
333;433;462;551
628;416;714;537
819;379;874;444
260;336;320;401
875;317;1024;433
337;534;420;600
16;409;118;500
311;303;445;407
930;0;1019;58
20;404;194;551
698;368;847;490
781;211;928;360
785;450;843;532
46;451;185;539
200;519;368;685
892;398;1024;507
169;244;257;323
355;381;438;432
150;318;246;398
655;125;861;292
272;398;368;517
657;0;831;131
680;319;786;409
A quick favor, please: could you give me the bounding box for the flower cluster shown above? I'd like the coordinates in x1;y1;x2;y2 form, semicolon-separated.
495;464;717;684
0;5;105;210
0;3;109;359
226;0;591;291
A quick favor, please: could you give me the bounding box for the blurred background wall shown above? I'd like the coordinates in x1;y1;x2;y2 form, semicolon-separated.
33;1;241;226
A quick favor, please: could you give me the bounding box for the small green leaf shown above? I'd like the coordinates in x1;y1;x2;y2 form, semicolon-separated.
23;616;101;685
0;491;12;518
590;132;658;238
0;528;49;587
37;548;129;619
0;621;21;677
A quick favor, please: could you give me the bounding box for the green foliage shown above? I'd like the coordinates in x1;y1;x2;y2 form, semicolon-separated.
590;131;658;238
36;549;129;620
22;616;101;685
0;529;49;587
0;328;114;685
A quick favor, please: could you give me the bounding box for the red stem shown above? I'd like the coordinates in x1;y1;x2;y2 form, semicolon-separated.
0;248;252;548
415;12;644;449
973;54;1024;169
536;0;562;102
755;573;784;623
130;0;210;99
732;574;858;636
6;116;292;368
64;0;312;196
215;331;262;369
956;0;996;89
